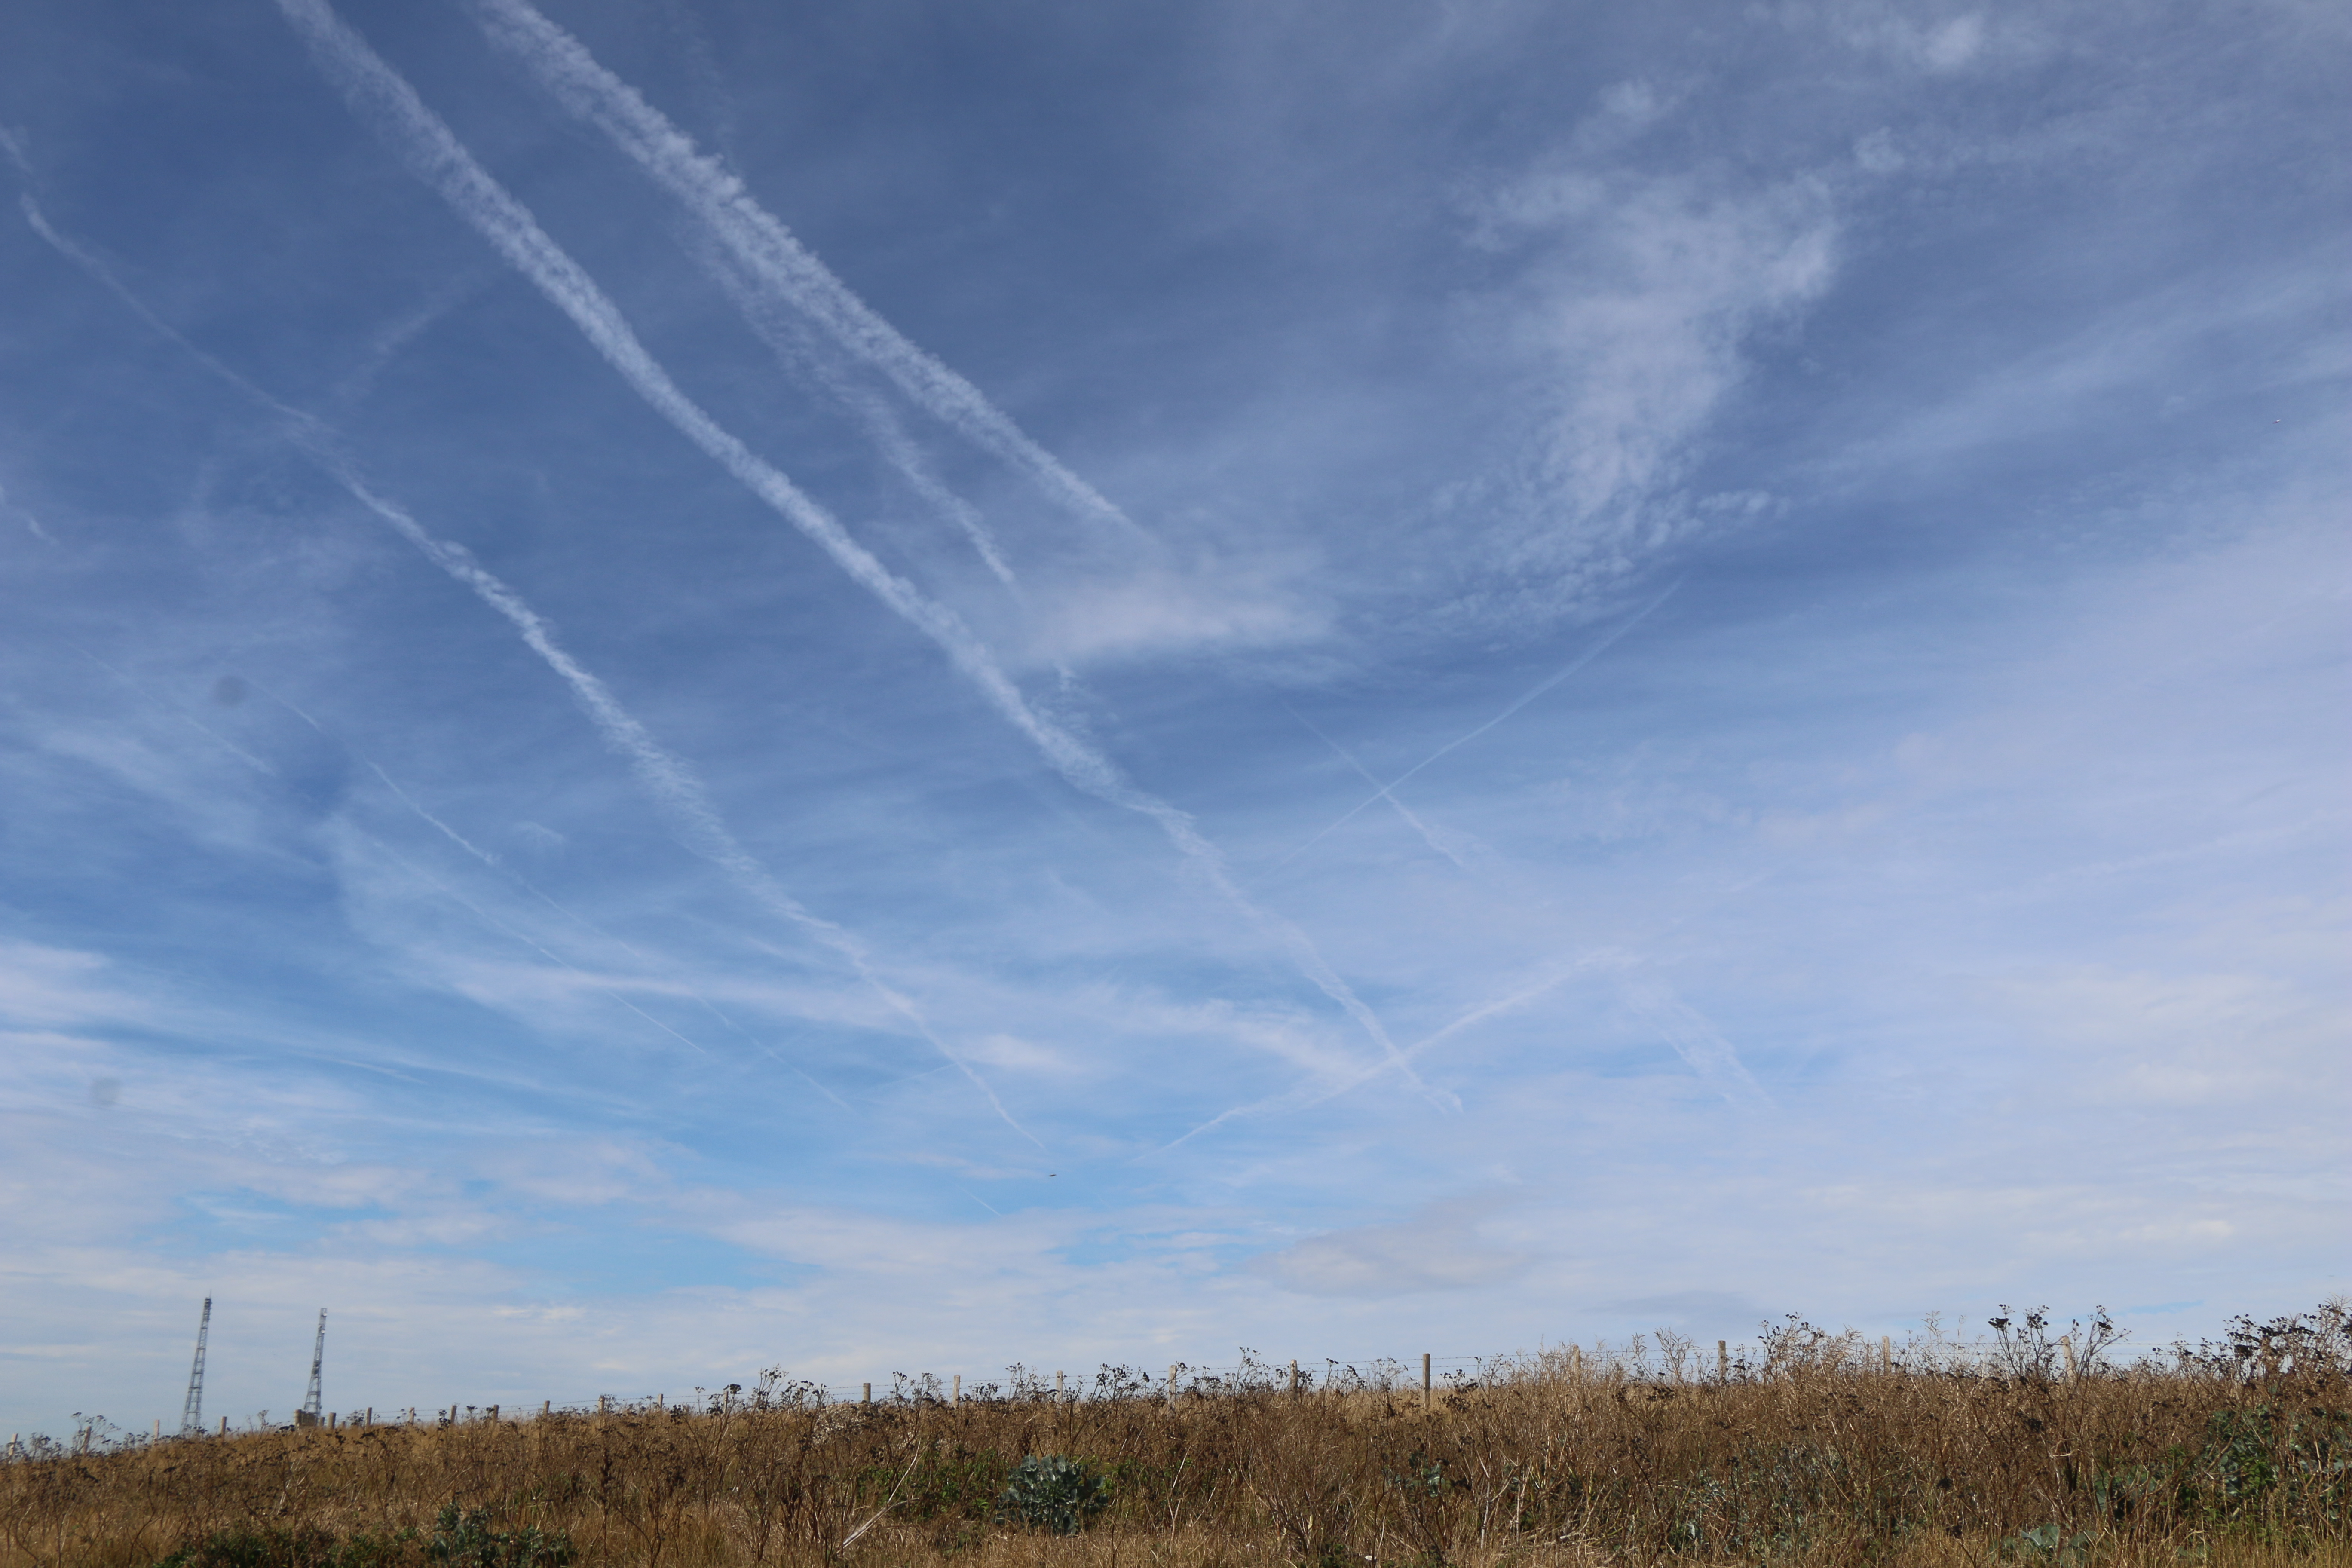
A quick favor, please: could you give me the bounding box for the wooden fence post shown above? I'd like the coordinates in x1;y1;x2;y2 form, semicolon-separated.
1168;1364;1179;1403
1289;1359;1299;1395
952;1374;961;1407
1422;1353;1432;1413
2061;1336;2076;1380
1055;1370;1065;1399
1718;1341;1729;1381
861;1382;872;1405
1882;1335;1893;1375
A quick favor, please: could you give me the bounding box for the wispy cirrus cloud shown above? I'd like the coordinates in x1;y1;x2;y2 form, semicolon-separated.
1442;114;1838;625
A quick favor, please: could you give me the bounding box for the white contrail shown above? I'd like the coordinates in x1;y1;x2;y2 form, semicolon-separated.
69;644;284;781
355;821;718;1059
21;196;331;441
1;482;58;545
1166;945;1774;1142
1617;974;1770;1108
464;0;1148;547
331;475;1041;1142
260;678;879;1087
274;0;1434;1102
703;242;1019;588
21;184;1035;1145
1159;957;1596;1150
72;637;716;1058
1277;582;1681;869
1401;962;1592;1065
359;757;502;870
1283;702;1472;870
362;746;846;1072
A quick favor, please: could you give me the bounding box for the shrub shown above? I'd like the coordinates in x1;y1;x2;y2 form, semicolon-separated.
995;1453;1110;1535
426;1506;570;1567
151;1525;413;1568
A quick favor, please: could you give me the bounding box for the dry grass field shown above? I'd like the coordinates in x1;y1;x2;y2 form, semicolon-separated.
3;1306;2345;1568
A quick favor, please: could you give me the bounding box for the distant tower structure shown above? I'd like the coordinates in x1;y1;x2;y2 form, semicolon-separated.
300;1308;327;1422
180;1298;211;1435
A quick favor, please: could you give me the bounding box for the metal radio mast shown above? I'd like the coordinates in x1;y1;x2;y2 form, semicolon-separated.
300;1308;326;1421
180;1298;211;1435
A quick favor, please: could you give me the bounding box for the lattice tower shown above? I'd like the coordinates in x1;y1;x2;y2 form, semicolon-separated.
179;1298;211;1435
301;1308;326;1418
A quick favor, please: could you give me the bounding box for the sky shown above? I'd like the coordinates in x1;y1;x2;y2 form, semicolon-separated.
0;0;2344;1438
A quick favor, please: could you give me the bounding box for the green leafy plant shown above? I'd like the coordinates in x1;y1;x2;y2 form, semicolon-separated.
151;1525;414;1568
426;1506;570;1568
1997;1522;2098;1565
994;1453;1110;1535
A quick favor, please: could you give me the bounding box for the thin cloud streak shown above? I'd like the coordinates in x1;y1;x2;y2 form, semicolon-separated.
294;693;810;1064
328;476;1043;1144
19;196;330;444
1618;974;1771;1108
465;0;1151;548
359;757;503;872
275;0;1435;1105
72;640;717;1061
249;677;827;1064
20;183;1036;1146
1403;962;1593;1065
1277;582;1681;870
1161;956;1604;1150
66;644;291;787
1283;702;1471;869
701;242;1020;589
350;821;718;1061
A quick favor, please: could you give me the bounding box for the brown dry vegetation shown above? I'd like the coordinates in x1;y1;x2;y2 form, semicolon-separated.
4;1308;2346;1568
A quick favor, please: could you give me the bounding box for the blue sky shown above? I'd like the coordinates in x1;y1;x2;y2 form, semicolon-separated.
0;0;2343;1436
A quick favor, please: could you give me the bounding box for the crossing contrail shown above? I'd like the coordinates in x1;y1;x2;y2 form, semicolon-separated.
275;0;1435;1104
1276;582;1681;870
1158;956;1599;1150
465;0;1150;548
1282;701;1472;870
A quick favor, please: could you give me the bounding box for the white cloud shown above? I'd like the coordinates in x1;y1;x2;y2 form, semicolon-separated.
0;941;145;1030
964;1033;1070;1074
1985;965;2347;1109
1779;2;2043;74
1451;160;1837;619
1854;128;1905;174
1023;558;1326;668
1249;1195;1529;1297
